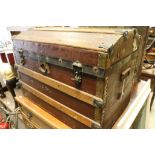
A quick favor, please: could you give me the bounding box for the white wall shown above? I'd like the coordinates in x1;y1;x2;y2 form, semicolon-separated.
0;27;13;87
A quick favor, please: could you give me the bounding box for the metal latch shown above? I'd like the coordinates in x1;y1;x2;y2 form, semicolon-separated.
72;61;83;88
18;48;25;65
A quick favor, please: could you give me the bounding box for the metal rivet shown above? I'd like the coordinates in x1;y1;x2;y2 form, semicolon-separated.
93;66;99;74
58;58;63;63
45;56;49;61
123;31;128;39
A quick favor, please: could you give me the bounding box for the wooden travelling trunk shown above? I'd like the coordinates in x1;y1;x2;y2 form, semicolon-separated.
13;27;144;128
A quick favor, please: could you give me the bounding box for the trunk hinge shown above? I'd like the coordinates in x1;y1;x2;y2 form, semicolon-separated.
72;60;83;88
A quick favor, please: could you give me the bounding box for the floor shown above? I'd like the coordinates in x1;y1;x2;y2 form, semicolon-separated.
0;88;25;129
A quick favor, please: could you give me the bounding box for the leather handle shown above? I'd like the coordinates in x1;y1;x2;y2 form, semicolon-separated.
38;63;50;75
117;67;131;99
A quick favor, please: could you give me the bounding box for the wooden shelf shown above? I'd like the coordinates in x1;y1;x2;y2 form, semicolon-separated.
113;80;152;129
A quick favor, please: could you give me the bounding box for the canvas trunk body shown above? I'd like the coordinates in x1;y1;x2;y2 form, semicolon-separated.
13;27;145;128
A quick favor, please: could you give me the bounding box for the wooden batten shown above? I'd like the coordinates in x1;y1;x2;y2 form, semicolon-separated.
12;29;121;52
17;65;103;108
15;96;71;129
33;27;133;34
20;81;101;128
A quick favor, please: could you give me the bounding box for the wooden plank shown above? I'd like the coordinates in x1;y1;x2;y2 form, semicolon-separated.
15;96;71;129
13;30;121;52
17;65;103;107
33;27;133;34
21;81;100;128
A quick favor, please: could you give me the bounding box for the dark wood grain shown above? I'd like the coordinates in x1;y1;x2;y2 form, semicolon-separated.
13;40;99;66
14;51;97;95
20;72;95;119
